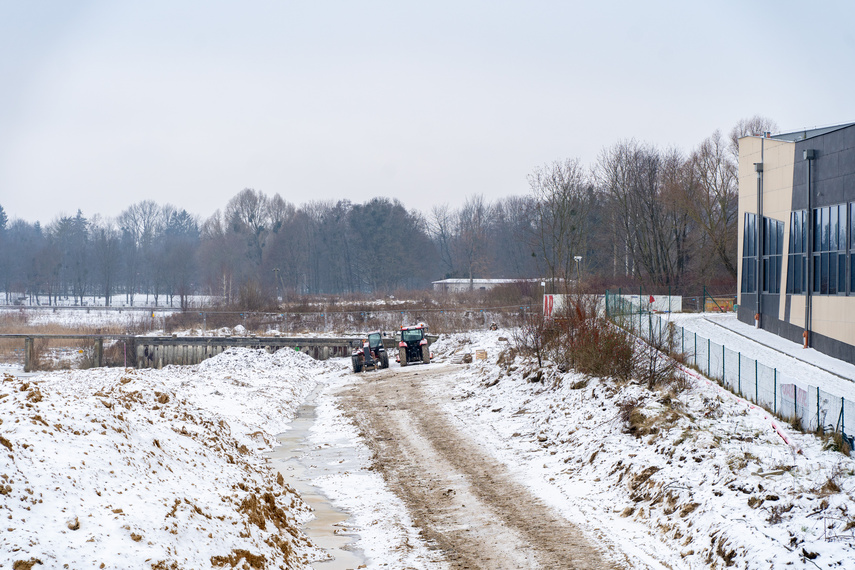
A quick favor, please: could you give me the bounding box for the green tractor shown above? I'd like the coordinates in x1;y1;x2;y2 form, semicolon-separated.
351;331;389;372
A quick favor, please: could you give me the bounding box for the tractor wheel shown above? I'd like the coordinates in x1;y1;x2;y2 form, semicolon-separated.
421;344;430;364
399;347;408;367
381;353;389;369
352;356;362;373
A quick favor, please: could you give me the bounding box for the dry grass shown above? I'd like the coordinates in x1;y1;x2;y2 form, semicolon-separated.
0;313;135;368
162;293;526;336
819;431;852;457
545;295;635;381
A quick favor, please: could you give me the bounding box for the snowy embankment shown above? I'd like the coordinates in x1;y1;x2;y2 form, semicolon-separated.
0;348;332;569
429;328;855;569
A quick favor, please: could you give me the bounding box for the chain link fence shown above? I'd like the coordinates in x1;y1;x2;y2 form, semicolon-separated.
604;291;854;449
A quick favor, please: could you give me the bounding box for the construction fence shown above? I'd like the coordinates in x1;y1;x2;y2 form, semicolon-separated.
604;291;855;449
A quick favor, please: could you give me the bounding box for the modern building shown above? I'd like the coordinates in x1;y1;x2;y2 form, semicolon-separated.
737;122;855;363
431;278;544;293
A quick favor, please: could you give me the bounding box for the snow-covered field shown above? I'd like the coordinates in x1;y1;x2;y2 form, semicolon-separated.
2;311;855;569
0;306;171;330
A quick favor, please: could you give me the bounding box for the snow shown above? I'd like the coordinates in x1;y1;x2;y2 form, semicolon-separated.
427;322;855;568
0;348;330;569
670;312;855;401
306;372;448;568
1;306;168;330
3;310;855;569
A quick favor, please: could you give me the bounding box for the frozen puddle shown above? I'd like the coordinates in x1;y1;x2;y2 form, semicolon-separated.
270;386;367;569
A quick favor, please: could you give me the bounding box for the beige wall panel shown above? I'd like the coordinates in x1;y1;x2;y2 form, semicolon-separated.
779;233;789;316
762;140;795;218
788;294;806;328
810;297;855;346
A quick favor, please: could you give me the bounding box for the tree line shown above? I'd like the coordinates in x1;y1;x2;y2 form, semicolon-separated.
0;116;775;308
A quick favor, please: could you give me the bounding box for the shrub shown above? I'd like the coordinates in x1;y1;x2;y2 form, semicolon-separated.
546;295;634;380
633;320;683;390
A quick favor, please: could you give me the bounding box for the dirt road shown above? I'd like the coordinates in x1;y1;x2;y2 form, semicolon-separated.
341;364;619;570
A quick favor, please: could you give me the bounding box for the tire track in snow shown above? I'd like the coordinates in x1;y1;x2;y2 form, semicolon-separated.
342;364;618;570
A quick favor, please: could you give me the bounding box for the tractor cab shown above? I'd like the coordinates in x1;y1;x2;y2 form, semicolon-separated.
397;322;431;367
352;330;389;372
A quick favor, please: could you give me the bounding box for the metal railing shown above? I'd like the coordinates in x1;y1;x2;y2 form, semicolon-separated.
605;291;854;449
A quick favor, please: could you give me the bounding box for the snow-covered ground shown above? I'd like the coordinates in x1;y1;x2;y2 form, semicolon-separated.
3;312;855;569
427;322;855;568
0;349;330;568
0;306;173;330
303;374;450;569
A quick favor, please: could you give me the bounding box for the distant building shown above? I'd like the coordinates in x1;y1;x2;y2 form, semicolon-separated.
737;122;855;363
431;278;542;293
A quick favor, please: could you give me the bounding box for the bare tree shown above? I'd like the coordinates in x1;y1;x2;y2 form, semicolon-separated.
90;219;122;306
268;193;295;234
683;130;739;280
225;188;272;267
487;196;540;279
428;204;458;278
118;200;162;305
596;141;689;287
198;209;243;304
728;115;779;160
456;194;490;289
528;159;591;290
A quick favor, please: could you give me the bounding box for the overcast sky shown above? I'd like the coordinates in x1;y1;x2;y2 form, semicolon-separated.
2;1;854;226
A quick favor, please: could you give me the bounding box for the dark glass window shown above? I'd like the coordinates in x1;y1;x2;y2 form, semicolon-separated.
787;210;808;294
742;213;757;294
850;202;855;249
812;204;848;295
762;217;784;294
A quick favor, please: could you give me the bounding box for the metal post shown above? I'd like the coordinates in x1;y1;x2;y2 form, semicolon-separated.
738;354;741;394
694;332;697;367
817;387;821;433
648;313;652;342
24;337;33;373
755;360;759;403
805;150;814;346
707;338;710;375
755;160;764;329
773;369;776;414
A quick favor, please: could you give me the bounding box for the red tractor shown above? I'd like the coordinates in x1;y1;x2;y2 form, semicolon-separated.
397;323;431;367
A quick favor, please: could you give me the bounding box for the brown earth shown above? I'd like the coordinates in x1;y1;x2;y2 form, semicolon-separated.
341;363;621;570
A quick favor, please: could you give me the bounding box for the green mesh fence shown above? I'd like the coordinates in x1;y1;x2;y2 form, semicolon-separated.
604;291;853;449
